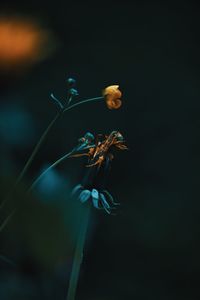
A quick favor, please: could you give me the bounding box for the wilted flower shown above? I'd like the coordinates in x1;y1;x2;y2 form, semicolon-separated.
71;131;127;214
103;85;122;109
74;132;95;152
68;88;79;97
66;77;76;87
72;184;119;214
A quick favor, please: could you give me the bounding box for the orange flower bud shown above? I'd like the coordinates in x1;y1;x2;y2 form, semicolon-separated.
103;85;122;109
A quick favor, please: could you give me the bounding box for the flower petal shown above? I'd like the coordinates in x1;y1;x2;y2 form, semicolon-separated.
71;184;83;196
100;193;111;214
103;190;120;205
91;189;99;199
106;98;122;110
79;189;91;203
103;85;120;96
100;193;110;209
91;189;100;209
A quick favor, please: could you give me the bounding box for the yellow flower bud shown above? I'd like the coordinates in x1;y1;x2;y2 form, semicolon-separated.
103;85;122;109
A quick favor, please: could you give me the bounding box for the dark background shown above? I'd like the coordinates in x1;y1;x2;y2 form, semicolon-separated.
0;1;200;299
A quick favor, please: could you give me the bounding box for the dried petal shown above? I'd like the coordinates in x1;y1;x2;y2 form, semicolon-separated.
71;184;83;196
106;98;122;110
103;85;121;97
91;189;100;209
100;193;111;214
79;189;91;203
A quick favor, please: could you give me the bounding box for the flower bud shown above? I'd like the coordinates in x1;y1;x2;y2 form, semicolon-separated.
66;77;76;87
103;85;122;109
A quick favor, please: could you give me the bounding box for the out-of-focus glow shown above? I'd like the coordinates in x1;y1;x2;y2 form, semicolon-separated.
0;104;35;146
0;16;54;70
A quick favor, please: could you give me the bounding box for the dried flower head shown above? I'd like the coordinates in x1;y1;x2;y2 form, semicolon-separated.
103;85;122;109
71;131;127;214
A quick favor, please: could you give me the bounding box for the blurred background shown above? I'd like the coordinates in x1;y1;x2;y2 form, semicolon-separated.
0;0;200;299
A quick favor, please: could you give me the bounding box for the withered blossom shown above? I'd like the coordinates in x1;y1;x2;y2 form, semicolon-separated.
71;131;127;214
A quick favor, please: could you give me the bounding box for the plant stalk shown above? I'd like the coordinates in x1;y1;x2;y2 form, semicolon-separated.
0;112;61;211
67;205;90;300
28;151;73;192
1;96;103;211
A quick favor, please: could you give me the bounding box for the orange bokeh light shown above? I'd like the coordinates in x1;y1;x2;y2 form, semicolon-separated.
0;16;52;70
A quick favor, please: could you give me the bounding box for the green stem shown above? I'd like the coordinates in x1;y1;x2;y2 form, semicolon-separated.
1;96;103;211
0;95;103;231
0;112;61;211
17;96;103;185
28;151;73;192
29;143;96;192
15;112;61;187
63;96;103;113
0;150;72;232
16;96;103;185
67;205;90;300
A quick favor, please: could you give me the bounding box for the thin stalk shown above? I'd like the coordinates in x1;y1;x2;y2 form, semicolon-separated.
28;151;73;192
0;151;73;233
67;205;90;300
16;96;103;187
1;96;103;211
0;95;103;231
0;112;61;211
14;112;61;188
63;96;103;113
29;144;95;192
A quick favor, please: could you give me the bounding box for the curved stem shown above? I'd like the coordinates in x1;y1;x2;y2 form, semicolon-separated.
67;205;90;300
14;96;103;190
63;96;104;113
28;151;73;192
0;112;61;211
15;112;62;188
0;152;72;232
16;96;103;188
21;96;104;193
0;95;103;230
1;96;103;210
29;143;96;192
